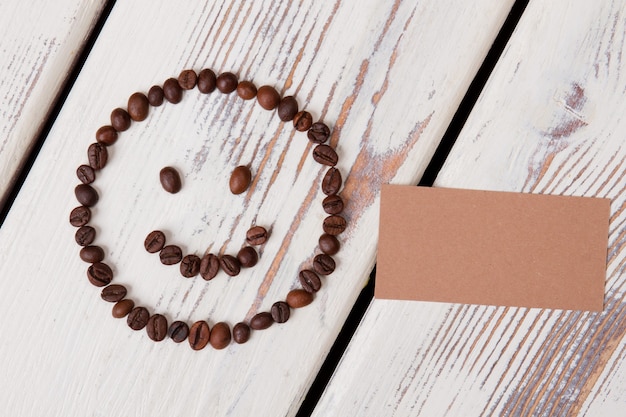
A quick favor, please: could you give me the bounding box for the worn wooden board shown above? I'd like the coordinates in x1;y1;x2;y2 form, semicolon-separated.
0;0;109;208
0;0;514;416
314;1;626;416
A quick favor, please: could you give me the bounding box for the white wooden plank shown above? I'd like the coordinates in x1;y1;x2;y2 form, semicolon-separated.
0;0;109;207
314;0;626;415
0;0;513;416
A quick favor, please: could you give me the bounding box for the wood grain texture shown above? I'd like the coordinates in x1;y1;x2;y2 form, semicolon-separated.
314;1;626;416
0;0;108;208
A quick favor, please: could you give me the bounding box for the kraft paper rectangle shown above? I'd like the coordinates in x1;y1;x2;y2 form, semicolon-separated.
376;185;610;311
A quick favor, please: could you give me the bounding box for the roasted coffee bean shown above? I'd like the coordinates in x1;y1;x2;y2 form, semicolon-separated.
110;108;131;131
278;95;299;121
220;255;241;276
319;233;340;255
322;194;344;215
200;253;220;280
180;254;201;277
101;284;127;303
75;184;99;207
250;312;273;330
144;230;166;253
209;322;231;349
160;245;183;265
237;80;257;100
87;262;113;287
146;314;168;342
216;72;238;94
163;77;183;103
229;165;251;194
299;269;322;293
271;301;290;323
80;245;105;263
112;299;134;318
232;322;251;344
127;306;150;330
75;225;96;246
197;68;217;93
323;215;347;235
76;164;96;184
257;85;280;110
293;110;313;131
88;142;108;170
322;167;342;195
286;289;314;308
178;69;197;90
313;144;338;166
95;125;118;146
148;85;164;106
159;166;182;193
237;246;258;268
313;253;336;275
189;320;211;350
246;226;268;245
69;206;91;227
168;321;189;343
128;92;149;121
307;122;331;144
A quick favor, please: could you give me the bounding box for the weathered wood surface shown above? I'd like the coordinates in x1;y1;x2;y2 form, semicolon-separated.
314;1;626;416
0;0;109;208
0;0;515;416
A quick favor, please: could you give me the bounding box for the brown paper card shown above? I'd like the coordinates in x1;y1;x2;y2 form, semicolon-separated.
376;185;609;311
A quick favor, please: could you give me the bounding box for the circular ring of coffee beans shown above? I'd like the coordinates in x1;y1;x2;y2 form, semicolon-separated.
70;68;346;350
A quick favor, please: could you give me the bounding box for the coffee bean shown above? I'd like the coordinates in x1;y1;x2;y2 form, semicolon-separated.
180;254;201;277
271;301;290;323
322;194;344;214
220;255;241;276
80;245;105;263
216;72;238;94
178;69;197;90
286;289;314;308
168;321;189;343
232;322;251;344
128;92;149;121
293;111;313;131
237;80;257;100
319;233;340;255
257;85;280;110
95;125;118;146
246;226;268;246
76;164;96;184
197;68;217;93
69;206;91;227
110;108;131;131
75;184;99;207
250;312;273;330
299;269;322;293
75;225;96;246
323;215;347;235
160;245;183;265
237;246;258;268
112;299;134;318
312;144;338;166
209;322;231;349
229;165;251;194
307;122;331;144
101;284;127;302
278;96;298;121
163;77;183;104
144;230;166;253
148;85;164;106
322;167;342;195
88;142;108;170
146;314;168;342
159;166;182;194
127;306;150;330
200;253;220;280
87;262;113;287
189;320;211;350
313;253;336;275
